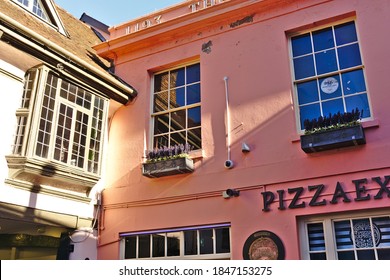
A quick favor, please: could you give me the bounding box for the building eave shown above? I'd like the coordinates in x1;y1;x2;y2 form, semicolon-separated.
0;11;137;104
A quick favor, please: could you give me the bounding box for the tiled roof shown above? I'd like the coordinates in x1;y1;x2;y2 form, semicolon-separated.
0;0;111;72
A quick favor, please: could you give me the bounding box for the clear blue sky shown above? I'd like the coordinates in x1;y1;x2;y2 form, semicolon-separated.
55;0;185;26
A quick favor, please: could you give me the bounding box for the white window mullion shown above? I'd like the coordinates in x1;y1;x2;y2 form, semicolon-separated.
20;68;39;156
369;218;379;260
28;67;48;158
67;108;77;166
47;77;62;162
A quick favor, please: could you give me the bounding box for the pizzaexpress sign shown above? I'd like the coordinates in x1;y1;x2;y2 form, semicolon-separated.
261;175;390;211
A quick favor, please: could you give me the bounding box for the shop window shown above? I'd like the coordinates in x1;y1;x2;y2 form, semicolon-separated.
6;66;107;190
121;224;230;259
290;20;371;131
301;213;390;260
152;62;201;150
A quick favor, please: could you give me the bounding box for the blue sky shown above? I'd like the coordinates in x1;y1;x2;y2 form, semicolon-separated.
55;0;185;26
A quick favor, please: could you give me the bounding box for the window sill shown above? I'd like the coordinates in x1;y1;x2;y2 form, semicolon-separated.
5;156;100;195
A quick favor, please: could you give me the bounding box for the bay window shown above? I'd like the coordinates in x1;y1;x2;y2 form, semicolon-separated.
7;66;107;191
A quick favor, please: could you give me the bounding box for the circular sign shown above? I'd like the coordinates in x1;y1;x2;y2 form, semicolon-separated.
321;77;339;94
243;230;285;260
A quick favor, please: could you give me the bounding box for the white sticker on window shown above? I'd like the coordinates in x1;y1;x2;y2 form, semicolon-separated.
321;77;339;94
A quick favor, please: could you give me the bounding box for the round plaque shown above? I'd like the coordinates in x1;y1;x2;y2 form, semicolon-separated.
243;230;285;260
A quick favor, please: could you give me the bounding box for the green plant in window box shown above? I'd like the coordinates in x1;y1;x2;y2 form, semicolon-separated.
142;144;194;178
300;108;366;153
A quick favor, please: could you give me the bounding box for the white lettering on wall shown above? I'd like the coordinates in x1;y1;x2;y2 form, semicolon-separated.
125;0;227;35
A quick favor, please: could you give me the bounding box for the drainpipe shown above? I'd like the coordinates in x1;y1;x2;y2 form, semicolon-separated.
223;76;234;169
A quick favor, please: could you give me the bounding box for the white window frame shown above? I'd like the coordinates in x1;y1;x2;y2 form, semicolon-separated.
120;224;231;260
150;61;202;151
11;0;67;35
299;209;390;260
9;65;108;179
288;18;372;133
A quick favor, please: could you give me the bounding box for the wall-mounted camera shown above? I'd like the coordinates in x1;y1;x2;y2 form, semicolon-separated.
222;189;240;199
224;159;234;169
242;142;250;153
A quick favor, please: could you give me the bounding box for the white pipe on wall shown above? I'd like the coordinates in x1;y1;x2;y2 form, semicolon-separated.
223;76;234;169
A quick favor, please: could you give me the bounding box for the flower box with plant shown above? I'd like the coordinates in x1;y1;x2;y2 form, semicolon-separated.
300;108;366;153
142;144;194;178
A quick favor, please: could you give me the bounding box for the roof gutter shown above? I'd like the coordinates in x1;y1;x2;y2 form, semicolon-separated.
0;12;137;104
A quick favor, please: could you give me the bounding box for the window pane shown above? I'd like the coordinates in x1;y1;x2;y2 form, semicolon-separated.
307;223;326;251
378;249;390;260
171;131;186;146
338;251;355;260
338;44;362;69
353;219;374;248
310;253;327;260
334;220;353;250
154;114;169;134
315;49;338;75
188;107;201;128
335;21;357;46
200;229;213;254
138;235;151;258
187;63;200;84
299;103;321;127
291;33;312;57
154;91;169;112
171;110;186;131
345;94;370;118
184;230;198;255
372;217;390;248
171;68;185;88
187;84;201;105
313;27;334;51
322;98;344;117
342;69;366;95
357;250;375;260
152;234;165;257
170;88;185;109
320;75;341;100
188;128;202;150
124;237;136;259
54;104;73;163
167;232;180;257
216;228;230;253
297;80;319;105
294;55;315;80
154;135;169;149
154;72;169;92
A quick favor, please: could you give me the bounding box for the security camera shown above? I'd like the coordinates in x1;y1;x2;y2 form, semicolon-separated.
222;189;240;199
242;143;250;153
224;159;234;169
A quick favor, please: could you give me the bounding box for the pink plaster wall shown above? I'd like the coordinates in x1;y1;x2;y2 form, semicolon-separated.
96;0;390;259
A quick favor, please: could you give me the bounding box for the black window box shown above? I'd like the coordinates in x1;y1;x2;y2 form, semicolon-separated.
142;157;194;178
300;124;366;153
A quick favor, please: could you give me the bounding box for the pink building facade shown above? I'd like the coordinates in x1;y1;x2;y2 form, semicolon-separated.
95;0;390;260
